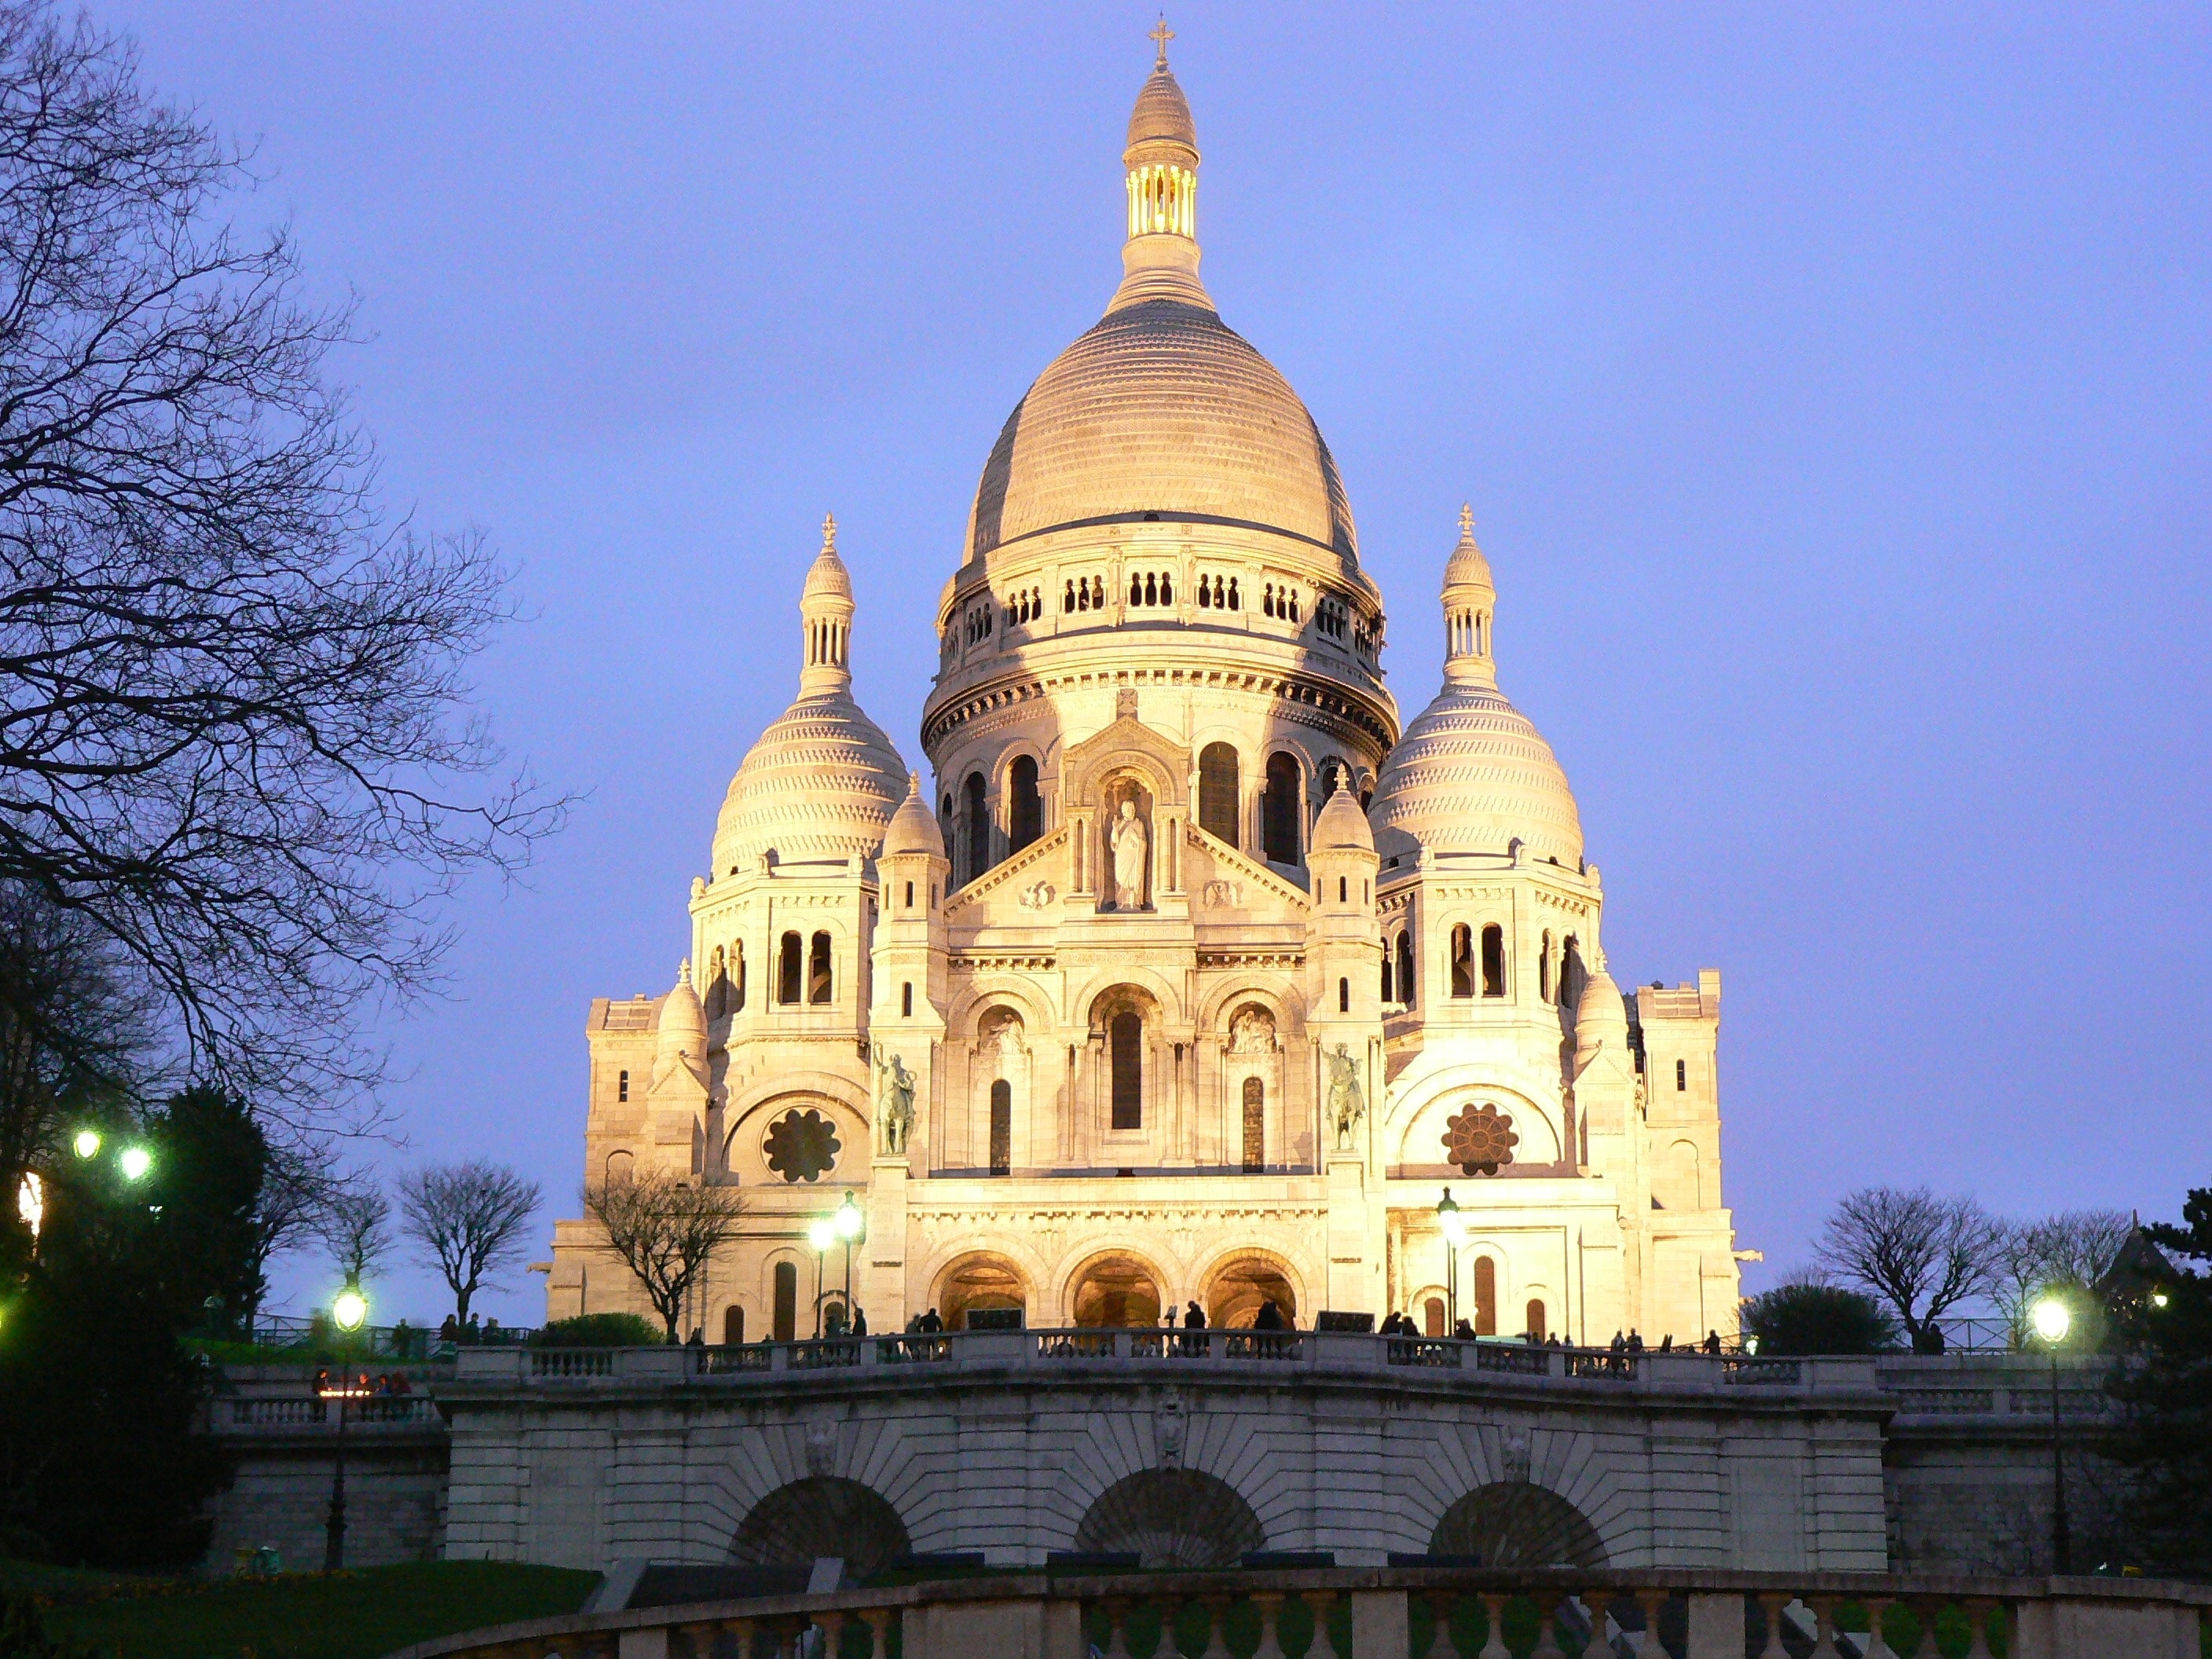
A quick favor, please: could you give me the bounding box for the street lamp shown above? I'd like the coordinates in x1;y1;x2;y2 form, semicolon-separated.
835;1191;866;1335
1436;1188;1466;1333
117;1144;152;1181
2032;1295;2072;1575
808;1217;836;1339
324;1278;369;1573
71;1128;101;1159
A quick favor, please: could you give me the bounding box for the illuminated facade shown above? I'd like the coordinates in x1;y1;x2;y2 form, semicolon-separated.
545;43;1740;1348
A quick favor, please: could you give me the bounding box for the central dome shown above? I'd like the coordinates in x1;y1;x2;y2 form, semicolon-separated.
965;300;1359;562
962;59;1357;566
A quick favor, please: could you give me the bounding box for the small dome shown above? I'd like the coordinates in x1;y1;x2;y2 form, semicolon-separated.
1312;780;1374;854
1444;505;1493;593
1126;66;1196;154
1573;965;1628;1062
883;771;946;859
801;513;853;604
713;689;906;874
1368;682;1584;866
658;960;704;1049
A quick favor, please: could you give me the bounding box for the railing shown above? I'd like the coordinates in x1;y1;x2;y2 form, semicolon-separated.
224;1396;441;1428
376;1566;2212;1659
451;1331;1898;1395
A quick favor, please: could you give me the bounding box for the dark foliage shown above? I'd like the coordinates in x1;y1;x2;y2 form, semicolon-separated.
532;1311;659;1349
2105;1185;2212;1574
1739;1278;1903;1357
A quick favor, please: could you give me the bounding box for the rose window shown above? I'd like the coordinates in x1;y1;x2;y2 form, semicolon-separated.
764;1108;841;1184
1442;1103;1518;1177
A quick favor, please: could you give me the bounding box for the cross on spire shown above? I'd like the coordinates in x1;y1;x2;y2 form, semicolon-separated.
1459;503;1474;536
1149;14;1174;68
821;511;837;552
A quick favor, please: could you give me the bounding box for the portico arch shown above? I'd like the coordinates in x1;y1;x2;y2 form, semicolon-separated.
931;1251;1029;1331
731;1477;910;1573
1064;1250;1165;1328
1199;1248;1303;1328
1428;1481;1607;1569
1074;1469;1264;1569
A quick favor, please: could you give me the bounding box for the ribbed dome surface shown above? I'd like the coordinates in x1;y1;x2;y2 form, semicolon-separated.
1126;67;1196;151
965;298;1359;562
713;690;906;873
1368;683;1584;866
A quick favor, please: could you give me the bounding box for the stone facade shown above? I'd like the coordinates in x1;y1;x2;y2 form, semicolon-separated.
544;43;1738;1357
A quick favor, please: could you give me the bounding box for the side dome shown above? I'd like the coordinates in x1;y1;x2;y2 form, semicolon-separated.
713;689;906;874
1368;683;1584;867
1312;780;1375;854
882;772;946;859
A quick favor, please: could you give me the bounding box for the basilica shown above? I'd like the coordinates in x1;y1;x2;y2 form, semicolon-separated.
544;42;1740;1350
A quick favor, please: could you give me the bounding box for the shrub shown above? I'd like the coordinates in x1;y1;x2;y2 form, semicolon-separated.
1740;1278;1902;1356
530;1312;660;1348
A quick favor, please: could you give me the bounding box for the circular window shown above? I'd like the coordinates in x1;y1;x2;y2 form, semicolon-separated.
763;1108;841;1183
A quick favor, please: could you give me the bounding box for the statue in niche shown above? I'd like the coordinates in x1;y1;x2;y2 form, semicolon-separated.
872;1041;914;1155
1108;797;1150;911
1327;1042;1366;1152
1228;1005;1276;1056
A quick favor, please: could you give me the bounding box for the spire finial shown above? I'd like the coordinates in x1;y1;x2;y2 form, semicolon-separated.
1459;502;1474;537
821;511;837;554
1149;13;1174;68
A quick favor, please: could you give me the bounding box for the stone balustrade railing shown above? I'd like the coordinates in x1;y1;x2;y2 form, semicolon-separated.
379;1567;2210;1659
449;1331;1893;1397
223;1395;443;1428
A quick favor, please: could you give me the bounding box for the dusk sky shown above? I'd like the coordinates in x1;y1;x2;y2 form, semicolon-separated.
104;5;2210;1327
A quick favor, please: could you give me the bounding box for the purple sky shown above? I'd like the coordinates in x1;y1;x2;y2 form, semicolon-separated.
101;5;2211;1327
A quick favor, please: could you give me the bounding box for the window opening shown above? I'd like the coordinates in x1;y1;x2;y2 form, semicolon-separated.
1241;1077;1265;1173
1262;752;1301;864
1339;976;1350;1013
617;1068;629;1103
1676;1059;1688;1092
1110;1010;1143;1131
772;1262;797;1343
963;771;989;882
724;1306;745;1346
901;982;913;1017
1480;924;1506;998
1009;755;1042;852
778;932;802;1005
1474;1257;1497;1337
1199;743;1240;846
1424;1298;1446;1339
808;932;833;1004
1525;1299;1547;1343
1397;931;1416;1009
989;1080;1012;1175
1449;925;1474;998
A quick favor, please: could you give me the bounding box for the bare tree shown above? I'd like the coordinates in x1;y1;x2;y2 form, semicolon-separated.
583;1172;746;1342
0;4;565;1138
1815;1186;2006;1350
1995;1208;2135;1337
397;1160;540;1324
320;1182;391;1287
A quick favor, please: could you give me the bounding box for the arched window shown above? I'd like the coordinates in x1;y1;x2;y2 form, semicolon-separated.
1559;936;1585;1012
1064;580;1076;613
1422;1298;1445;1339
778;932;802;1005
1397;931;1416;1009
1227;577;1239;610
903;880;914;908
772;1262;797;1343
1473;1257;1498;1338
808;932;833;1004
1338;976;1350;1013
1241;1077;1265;1173
989;1080;1012;1176
1525;1299;1547;1343
1317;756;1348;803
1009;755;1042;851
1381;954;1394;1005
723;1305;745;1346
1262;752;1301;864
963;771;989;882
1198;743;1240;846
1110;1010;1143;1131
1130;573;1143;606
1159;573;1173;605
1338;875;1347;903
1480;924;1506;998
706;946;728;1019
1197;577;1211;610
1448;925;1474;998
617;1068;629;1103
901;982;913;1017
1539;932;1553;1003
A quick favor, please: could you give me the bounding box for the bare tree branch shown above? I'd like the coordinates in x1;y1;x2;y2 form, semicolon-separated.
319;1181;390;1287
583;1172;745;1342
1815;1185;2005;1350
396;1159;539;1324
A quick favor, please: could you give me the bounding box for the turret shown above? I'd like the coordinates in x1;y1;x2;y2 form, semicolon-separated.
872;773;950;1038
798;513;856;696
1308;779;1382;1028
1441;504;1497;691
1112;22;1210;312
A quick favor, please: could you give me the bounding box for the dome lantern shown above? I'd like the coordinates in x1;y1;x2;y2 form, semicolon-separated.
1442;504;1497;690
1115;21;1208;313
800;512;856;695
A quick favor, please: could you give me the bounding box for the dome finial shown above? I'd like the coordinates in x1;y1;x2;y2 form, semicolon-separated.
821;511;837;554
1149;13;1174;68
1459;502;1474;537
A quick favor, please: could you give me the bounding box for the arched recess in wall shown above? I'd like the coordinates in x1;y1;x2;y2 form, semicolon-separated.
730;1476;911;1574
1067;1251;1163;1328
1008;753;1042;852
1428;1482;1608;1569
1201;1251;1300;1328
932;1252;1027;1331
1261;751;1302;864
1197;742;1240;846
1073;1469;1265;1569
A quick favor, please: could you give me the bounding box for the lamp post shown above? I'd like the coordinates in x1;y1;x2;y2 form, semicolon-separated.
324;1279;369;1572
1436;1188;1465;1333
835;1190;866;1332
808;1218;836;1338
2032;1295;2072;1575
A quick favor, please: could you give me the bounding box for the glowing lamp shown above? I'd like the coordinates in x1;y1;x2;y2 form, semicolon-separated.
71;1128;101;1159
2031;1297;2071;1346
835;1191;864;1240
118;1144;153;1181
808;1218;836;1252
332;1286;368;1333
1436;1186;1465;1247
2152;1291;2170;1309
1743;1335;1760;1356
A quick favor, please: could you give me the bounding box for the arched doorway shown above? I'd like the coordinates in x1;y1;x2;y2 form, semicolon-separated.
1074;1470;1264;1568
1428;1482;1607;1569
1203;1255;1298;1328
1068;1254;1163;1328
731;1477;910;1573
935;1254;1027;1331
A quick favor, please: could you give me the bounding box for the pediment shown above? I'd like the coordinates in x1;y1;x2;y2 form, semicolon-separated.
945;826;1068;919
1063;715;1188;811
